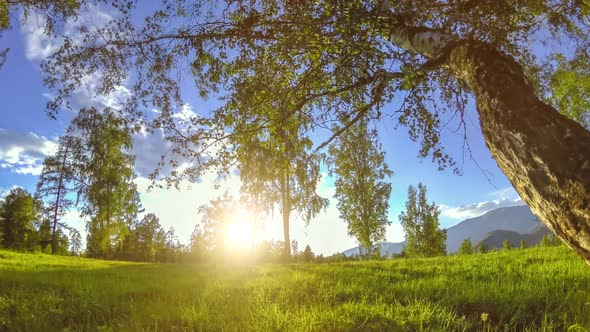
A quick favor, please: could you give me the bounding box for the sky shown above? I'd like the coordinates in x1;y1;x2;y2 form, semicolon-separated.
0;7;525;256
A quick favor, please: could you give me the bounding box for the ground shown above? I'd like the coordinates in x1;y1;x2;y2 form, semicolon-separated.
1;247;589;331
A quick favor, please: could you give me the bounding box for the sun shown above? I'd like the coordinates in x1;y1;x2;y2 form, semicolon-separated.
226;212;254;250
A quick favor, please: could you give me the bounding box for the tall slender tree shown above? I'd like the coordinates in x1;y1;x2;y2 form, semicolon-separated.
35;135;85;254
39;1;590;263
329;120;392;258
400;183;446;258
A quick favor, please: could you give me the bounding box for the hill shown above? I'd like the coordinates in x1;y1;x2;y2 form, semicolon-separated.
476;226;552;250
343;205;549;256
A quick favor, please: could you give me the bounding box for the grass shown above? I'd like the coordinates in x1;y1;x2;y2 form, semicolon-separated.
1;246;590;331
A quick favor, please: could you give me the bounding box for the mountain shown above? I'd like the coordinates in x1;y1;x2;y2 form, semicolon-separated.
342;242;405;258
444;205;542;252
341;205;549;257
476;226;551;250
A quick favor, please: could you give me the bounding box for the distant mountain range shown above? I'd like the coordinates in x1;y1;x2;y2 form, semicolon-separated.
342;205;552;257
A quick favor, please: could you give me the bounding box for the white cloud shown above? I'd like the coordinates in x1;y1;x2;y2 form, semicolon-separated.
0;185;22;199
0;129;57;175
22;5;130;112
69;73;132;111
22;4;113;61
440;187;524;220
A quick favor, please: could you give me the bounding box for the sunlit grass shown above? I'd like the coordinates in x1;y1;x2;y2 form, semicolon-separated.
1;246;589;331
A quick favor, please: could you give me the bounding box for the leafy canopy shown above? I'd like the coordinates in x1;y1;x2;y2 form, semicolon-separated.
38;0;589;181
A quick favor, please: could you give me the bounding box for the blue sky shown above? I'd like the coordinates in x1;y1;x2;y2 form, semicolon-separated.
0;8;524;255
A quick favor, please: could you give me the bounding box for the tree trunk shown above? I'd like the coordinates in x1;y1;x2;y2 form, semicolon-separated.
280;174;292;261
51;143;69;255
385;26;590;264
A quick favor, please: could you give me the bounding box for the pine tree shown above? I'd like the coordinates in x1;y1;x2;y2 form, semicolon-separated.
400;183;446;257
35;135;85;254
459;238;474;255
303;245;314;262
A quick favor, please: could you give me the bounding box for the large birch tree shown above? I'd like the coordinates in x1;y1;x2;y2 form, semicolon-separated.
38;1;590;264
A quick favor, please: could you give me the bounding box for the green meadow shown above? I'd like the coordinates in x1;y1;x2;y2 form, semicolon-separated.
1;246;590;331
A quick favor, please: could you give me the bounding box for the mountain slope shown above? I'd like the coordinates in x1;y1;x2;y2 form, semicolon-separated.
476;227;552;250
444;205;541;252
342;205;548;256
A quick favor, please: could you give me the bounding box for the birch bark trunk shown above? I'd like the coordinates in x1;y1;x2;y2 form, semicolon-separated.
383;21;590;264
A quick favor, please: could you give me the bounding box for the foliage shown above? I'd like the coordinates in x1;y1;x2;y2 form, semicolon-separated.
2;246;590;330
27;0;590;262
520;239;528;249
477;244;489;254
303;245;314;262
197;193;239;258
328;120;392;258
233;96;328;259
399;183;446;258
35;134;85;254
503;240;513;250
540;234;554;248
0;0;85;70
458;238;474;255
70;108;141;258
190;224;207;263
545;51;590;128
0;188;42;250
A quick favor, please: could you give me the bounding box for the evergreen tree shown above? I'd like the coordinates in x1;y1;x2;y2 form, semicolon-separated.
329;120;392;259
459;239;474;255
399;184;446;257
477;244;489;254
35;135;85;254
303;245;314;262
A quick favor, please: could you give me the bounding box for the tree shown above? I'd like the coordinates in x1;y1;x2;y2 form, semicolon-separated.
39;1;590;264
197;193;238;258
0;188;41;250
303;245;314;262
520;240;528;249
503;240;513;250
400;183;446;257
69;228;82;255
329;120;392;259
233;105;328;260
291;240;299;257
540;235;553;248
190;224;207;263
459;238;474;255
0;0;88;70
35;135;85;254
71;107;141;258
477;244;489;254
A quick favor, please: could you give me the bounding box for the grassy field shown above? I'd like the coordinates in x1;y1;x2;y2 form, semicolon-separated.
1;247;590;331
